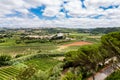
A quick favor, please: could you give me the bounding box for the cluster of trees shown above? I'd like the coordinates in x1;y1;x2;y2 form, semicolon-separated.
101;32;120;59
63;31;120;80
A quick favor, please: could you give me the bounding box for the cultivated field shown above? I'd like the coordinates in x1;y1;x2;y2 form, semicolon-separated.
0;28;105;80
57;41;92;51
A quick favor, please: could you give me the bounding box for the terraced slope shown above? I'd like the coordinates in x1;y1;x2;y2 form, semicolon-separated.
0;66;20;80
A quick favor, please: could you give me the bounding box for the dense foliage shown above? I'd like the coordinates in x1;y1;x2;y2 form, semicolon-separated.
63;31;120;79
0;55;12;66
63;44;104;79
101;32;120;58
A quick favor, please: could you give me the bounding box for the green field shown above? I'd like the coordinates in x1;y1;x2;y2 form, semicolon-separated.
0;57;61;80
24;58;61;71
0;66;21;80
0;42;58;55
0;33;101;56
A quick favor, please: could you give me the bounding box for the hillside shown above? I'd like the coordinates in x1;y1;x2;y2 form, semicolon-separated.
0;28;119;80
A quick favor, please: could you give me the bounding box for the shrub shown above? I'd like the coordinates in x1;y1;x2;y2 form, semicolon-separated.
0;55;12;66
62;68;82;80
31;70;48;80
48;63;63;80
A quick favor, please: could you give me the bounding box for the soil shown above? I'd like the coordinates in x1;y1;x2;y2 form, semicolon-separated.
57;41;92;51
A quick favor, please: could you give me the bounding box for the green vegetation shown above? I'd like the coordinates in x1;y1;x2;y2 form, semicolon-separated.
101;31;120;58
0;66;21;80
63;31;120;80
0;55;12;66
16;65;36;80
105;70;120;80
62;68;82;80
24;58;60;71
63;44;103;79
0;57;61;80
0;43;57;55
0;28;119;80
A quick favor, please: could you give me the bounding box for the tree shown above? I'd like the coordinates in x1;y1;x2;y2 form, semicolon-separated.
101;31;120;70
64;44;104;80
101;32;120;60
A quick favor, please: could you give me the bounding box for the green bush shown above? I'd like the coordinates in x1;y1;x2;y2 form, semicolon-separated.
31;70;48;80
62;70;82;80
0;55;12;66
48;63;63;80
62;71;76;80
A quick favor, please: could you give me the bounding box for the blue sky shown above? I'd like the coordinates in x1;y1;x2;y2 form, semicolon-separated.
0;0;120;28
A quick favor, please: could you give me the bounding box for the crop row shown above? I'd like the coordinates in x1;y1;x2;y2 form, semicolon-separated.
0;66;20;80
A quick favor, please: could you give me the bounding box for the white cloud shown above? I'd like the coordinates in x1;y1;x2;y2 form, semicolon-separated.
43;7;60;17
1;17;120;28
56;12;65;19
64;0;83;17
0;0;120;28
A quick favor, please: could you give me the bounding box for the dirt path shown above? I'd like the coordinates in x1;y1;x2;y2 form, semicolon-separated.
87;63;120;80
57;41;92;51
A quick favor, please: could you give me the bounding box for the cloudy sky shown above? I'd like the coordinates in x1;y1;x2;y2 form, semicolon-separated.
0;0;120;28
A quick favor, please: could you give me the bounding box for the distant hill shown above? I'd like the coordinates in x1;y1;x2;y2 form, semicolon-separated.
90;27;120;34
0;27;120;34
43;27;120;34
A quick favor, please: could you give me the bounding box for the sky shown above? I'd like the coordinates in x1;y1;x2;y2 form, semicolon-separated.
0;0;120;28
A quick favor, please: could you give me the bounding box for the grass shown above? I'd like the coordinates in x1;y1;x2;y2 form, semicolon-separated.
0;42;58;56
68;33;101;43
58;46;81;53
0;38;18;46
24;58;61;71
69;33;90;36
